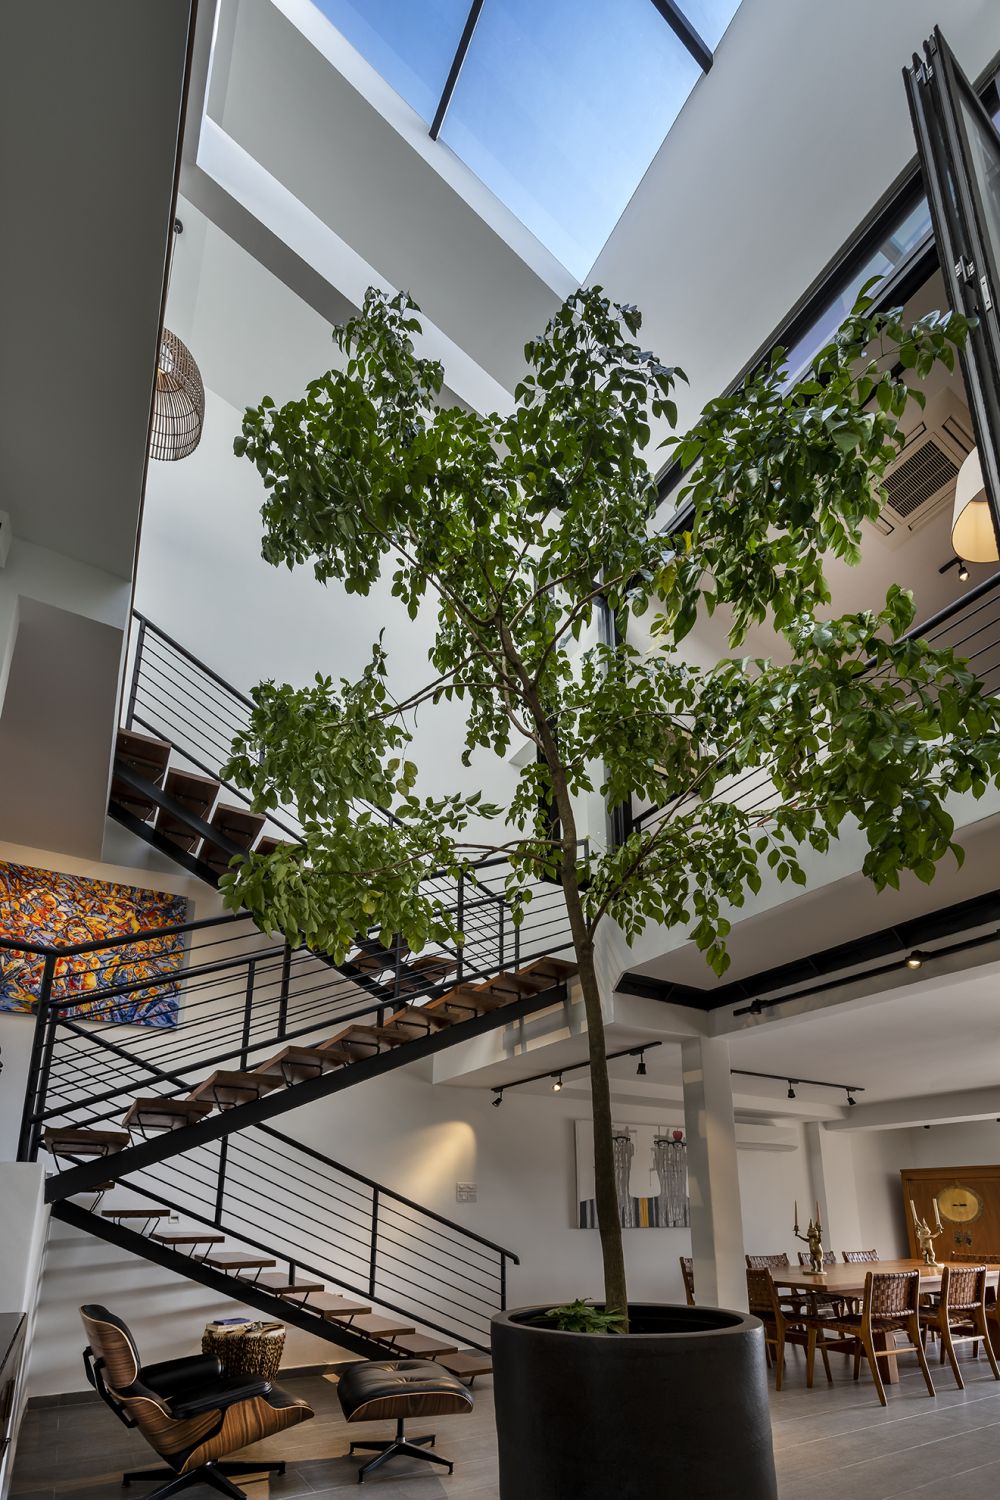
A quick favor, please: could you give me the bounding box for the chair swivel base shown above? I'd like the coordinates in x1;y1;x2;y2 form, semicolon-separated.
349;1418;452;1484
123;1459;286;1499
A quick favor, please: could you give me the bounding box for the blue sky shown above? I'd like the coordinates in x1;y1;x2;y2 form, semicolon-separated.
314;0;741;277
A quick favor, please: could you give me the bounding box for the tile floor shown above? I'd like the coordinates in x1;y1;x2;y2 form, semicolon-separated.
12;1346;1000;1497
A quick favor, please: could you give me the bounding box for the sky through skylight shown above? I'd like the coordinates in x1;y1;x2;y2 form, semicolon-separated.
311;0;742;278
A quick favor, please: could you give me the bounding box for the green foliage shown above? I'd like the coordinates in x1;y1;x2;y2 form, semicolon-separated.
225;283;1000;984
540;1298;626;1334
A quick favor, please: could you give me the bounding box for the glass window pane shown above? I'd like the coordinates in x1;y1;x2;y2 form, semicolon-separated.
311;0;470;122
677;0;742;51
441;0;703;277
958;87;1000;290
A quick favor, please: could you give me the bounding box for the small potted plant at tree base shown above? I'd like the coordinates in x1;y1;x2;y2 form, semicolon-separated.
228;281;994;1499
492;1299;776;1499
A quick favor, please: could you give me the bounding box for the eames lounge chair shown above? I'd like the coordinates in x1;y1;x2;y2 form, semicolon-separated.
80;1304;313;1498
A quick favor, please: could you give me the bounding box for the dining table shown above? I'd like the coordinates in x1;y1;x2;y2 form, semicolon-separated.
771;1259;1000;1383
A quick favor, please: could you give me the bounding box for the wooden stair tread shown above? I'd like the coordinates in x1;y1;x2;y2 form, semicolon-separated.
44;1128;130;1156
316;1026;390;1061
375;1006;454;1044
186;1070;285;1105
253;1046;336;1083
249;1274;326;1297
438;1350;493;1378
112;731;171;820
255;836;294;858
122;1097;215;1130
155;769;221;852
329;1313;415;1338
152;1229;225;1245
201;805;266;871
309;1293;372;1318
396;955;458;993
425;984;505;1021
392;1333;459;1357
102;1208;171;1220
203;1251;278;1270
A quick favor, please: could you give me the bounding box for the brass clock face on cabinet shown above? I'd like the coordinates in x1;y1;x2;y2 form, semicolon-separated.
936;1184;983;1224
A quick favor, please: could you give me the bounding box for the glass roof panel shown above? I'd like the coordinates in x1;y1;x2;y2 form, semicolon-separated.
677;0;743;51
440;0;703;277
311;0;470;122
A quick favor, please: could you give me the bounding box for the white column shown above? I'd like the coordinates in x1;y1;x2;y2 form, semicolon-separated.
682;1035;746;1310
805;1121;862;1254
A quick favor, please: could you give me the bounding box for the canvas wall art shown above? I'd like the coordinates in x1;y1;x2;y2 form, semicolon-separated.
0;861;189;1028
576;1120;689;1229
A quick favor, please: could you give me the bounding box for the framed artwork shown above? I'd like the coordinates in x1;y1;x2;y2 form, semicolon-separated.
576;1120;689;1229
0;861;189;1028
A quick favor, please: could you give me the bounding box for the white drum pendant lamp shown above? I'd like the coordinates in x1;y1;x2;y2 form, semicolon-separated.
952;446;1000;563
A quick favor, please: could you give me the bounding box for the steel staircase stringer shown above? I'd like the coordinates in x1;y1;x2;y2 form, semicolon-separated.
51;1198;424;1363
44;978;571;1202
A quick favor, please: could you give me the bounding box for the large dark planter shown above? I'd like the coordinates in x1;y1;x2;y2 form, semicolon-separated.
492;1303;777;1500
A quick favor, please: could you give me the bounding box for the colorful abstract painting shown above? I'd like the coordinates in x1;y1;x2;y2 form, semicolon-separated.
0;862;188;1028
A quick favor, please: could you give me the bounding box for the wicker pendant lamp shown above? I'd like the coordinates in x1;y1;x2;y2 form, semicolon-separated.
150;327;204;462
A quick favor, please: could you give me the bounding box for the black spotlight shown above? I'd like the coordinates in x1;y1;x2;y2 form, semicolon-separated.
846;1091;857;1107
958;561;970;582
552;1074;563;1093
492;1090;503;1108
906;950;927;970
636;1053;647;1077
748;998;764;1016
787;1081;797;1100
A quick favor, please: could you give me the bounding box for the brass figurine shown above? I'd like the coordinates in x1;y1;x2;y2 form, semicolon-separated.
794;1199;825;1274
910;1198;944;1266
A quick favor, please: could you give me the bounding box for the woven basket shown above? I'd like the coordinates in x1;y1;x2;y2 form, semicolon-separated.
202;1320;286;1380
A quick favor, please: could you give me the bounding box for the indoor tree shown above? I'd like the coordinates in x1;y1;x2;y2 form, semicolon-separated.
224;284;1000;1322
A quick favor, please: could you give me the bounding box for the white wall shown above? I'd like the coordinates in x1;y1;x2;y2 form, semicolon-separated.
594;0;1000;441
0;1164;47;1498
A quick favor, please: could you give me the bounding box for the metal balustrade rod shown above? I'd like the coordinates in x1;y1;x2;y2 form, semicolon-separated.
16;954;57;1160
125;617;146;730
369;1188;379;1299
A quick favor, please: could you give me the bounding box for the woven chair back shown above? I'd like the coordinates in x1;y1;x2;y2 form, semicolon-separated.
864;1270;920;1322
942;1263;986;1311
746;1253;790;1270
797;1250;836;1267
843;1249;879;1263
746;1267;778;1320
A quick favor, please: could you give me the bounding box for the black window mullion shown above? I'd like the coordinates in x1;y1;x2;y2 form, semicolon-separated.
429;0;486;141
648;0;713;74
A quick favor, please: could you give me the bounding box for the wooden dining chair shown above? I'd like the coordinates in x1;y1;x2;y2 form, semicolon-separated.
746;1268;832;1391
797;1250;836;1268
842;1249;880;1263
679;1257;695;1307
810;1270;935;1406
919;1264;1000;1389
746;1253;790;1269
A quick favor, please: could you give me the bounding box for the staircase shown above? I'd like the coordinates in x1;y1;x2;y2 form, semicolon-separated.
6;612;577;1367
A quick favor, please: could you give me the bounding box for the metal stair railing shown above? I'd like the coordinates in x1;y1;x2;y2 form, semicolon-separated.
8;867;573;1162
630;568;1000;836
54;1120;518;1353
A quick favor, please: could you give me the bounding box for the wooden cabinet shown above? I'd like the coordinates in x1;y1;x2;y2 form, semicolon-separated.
900;1165;1000;1259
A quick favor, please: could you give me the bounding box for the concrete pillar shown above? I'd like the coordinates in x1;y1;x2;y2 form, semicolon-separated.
682;1035;746;1310
805;1122;862;1255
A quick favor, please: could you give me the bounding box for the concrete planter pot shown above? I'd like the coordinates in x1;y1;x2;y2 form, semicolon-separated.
491;1303;777;1500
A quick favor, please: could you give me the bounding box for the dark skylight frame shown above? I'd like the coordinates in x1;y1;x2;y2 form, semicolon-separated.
311;0;740;275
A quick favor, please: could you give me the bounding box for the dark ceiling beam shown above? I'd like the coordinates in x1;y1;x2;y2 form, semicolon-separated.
430;0;485;141
648;0;713;74
616;885;1000;1013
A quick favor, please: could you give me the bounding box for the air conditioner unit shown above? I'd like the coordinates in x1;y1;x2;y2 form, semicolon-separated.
869;389;974;546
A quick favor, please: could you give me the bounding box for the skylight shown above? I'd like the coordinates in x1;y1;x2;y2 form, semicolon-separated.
310;0;742;278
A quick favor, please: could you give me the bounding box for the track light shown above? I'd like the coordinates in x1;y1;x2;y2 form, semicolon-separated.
636;1052;647;1077
906;950;928;970
846;1091;857;1107
958;561;970;582
492;1090;503;1108
787;1081;797;1100
552;1074;563;1093
748;999;764;1017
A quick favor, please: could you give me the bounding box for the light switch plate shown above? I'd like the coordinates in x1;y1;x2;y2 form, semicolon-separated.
456;1182;477;1203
